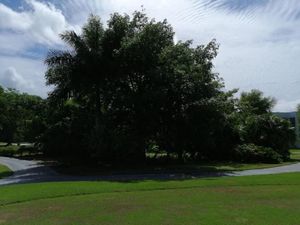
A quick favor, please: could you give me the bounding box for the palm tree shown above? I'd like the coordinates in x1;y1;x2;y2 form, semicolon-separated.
45;15;104;105
45;15;107;155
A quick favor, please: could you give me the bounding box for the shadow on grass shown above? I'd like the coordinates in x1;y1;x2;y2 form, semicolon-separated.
2;158;300;186
52;163;230;177
0;162;232;186
2;151;300;186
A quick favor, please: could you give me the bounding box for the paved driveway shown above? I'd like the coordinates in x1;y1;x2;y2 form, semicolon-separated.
1;156;300;186
0;157;58;185
232;162;300;176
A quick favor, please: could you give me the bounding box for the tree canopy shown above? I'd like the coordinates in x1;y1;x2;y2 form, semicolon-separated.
0;86;46;144
42;12;238;163
0;11;294;165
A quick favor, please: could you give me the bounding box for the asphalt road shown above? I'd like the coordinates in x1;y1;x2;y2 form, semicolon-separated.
233;162;300;176
1;156;300;186
0;156;58;185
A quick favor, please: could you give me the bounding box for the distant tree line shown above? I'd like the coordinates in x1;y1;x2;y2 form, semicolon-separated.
0;11;295;164
0;86;46;145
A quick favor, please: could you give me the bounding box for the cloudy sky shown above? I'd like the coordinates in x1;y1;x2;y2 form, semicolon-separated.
0;0;299;111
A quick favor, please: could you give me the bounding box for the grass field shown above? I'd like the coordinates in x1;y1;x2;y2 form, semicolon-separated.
290;149;300;160
1;173;300;224
0;164;12;179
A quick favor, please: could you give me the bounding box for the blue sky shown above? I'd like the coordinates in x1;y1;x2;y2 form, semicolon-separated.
0;0;300;111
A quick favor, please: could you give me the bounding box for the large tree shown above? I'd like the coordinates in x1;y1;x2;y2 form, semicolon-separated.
43;11;236;163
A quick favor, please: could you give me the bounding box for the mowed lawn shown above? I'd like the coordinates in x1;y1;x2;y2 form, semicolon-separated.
1;173;300;224
290;149;300;160
0;164;12;179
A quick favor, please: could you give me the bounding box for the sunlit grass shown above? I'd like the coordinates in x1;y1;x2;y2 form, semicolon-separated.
0;164;13;179
290;149;300;160
1;173;300;224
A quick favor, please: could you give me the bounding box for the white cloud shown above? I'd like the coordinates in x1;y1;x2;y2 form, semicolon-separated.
25;0;72;45
0;55;48;97
274;99;300;112
0;0;75;97
0;3;31;30
0;0;74;46
0;67;31;90
0;32;33;55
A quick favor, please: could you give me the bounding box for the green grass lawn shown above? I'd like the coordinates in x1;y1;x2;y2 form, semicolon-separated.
1;173;300;224
290;149;300;160
0;164;13;179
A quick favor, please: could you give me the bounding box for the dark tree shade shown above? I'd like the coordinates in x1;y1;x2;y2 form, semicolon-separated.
0;86;46;144
41;11;294;164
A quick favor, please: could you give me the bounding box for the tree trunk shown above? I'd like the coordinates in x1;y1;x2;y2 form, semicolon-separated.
94;86;103;158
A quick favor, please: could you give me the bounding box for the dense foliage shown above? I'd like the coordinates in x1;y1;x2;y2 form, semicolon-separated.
0;86;46;145
234;144;283;163
0;12;295;165
41;12;239;163
235;90;295;160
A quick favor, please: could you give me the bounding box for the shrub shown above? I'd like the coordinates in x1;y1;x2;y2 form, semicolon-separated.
0;144;38;157
0;145;19;157
18;145;38;156
239;114;295;160
234;144;282;163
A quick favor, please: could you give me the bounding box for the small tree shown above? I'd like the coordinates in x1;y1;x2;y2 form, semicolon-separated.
236;90;295;160
238;89;275;115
